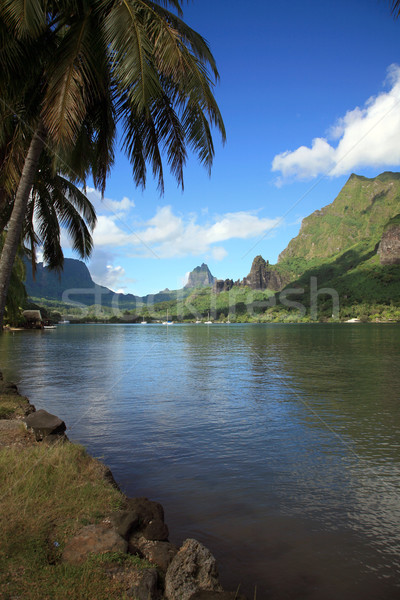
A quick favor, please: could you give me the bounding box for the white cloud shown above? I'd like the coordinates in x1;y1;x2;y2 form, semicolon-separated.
85;187;135;217
88;249;134;292
93;215;132;247
91;205;282;260
211;246;228;260
272;64;400;181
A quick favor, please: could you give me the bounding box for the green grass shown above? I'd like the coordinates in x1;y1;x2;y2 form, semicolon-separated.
0;394;31;418
0;441;159;599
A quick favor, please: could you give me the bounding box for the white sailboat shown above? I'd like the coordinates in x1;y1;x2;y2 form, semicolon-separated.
204;312;213;324
140;317;147;324
162;310;174;325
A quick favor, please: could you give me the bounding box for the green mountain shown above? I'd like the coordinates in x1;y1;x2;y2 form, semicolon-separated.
24;258;189;310
273;171;400;314
279;171;400;266
24;258;139;308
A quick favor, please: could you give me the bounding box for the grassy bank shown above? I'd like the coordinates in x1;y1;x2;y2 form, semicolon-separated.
0;392;152;600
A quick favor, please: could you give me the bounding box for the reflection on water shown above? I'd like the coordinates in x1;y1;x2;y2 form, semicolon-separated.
1;323;400;599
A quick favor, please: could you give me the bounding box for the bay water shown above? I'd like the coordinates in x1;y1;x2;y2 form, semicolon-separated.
1;323;400;599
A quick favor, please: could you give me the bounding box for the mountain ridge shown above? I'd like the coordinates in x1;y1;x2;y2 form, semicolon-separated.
24;171;400;317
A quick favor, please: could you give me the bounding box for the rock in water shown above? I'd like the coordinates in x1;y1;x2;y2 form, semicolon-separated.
165;538;222;600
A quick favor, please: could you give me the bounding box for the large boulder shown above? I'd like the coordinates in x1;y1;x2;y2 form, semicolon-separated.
165;538;222;600
142;519;169;542
62;524;127;565
25;409;66;441
125;497;169;550
124;497;165;524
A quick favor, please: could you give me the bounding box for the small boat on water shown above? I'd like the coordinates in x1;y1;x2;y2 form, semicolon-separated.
162;310;174;325
204;312;213;324
140;317;147;324
44;325;57;329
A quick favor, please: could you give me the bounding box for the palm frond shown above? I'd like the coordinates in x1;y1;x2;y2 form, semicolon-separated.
142;0;220;79
0;0;46;38
100;0;163;114
391;1;400;17
32;184;64;270
43;8;103;148
51;189;94;259
182;100;214;173
53;175;97;230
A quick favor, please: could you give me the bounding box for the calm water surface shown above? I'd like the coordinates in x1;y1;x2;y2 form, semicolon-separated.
1;323;400;599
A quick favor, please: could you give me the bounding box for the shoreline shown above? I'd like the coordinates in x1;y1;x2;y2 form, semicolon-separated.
0;371;247;600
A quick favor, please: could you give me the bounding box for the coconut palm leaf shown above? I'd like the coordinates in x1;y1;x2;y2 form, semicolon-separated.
0;0;226;327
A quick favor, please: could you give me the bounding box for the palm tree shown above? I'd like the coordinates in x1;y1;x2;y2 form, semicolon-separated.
0;233;26;325
0;0;225;327
0;147;97;275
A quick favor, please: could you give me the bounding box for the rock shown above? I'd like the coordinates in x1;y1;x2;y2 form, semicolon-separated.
135;537;178;572
142;519;169;542
106;564;160;600
165;538;222;600
126;497;169;553
378;221;400;264
212;279;234;294
62;524;127;564
25;409;66;441
124;497;165;526
110;510;140;539
127;568;159;600
190;593;247;600
242;255;284;291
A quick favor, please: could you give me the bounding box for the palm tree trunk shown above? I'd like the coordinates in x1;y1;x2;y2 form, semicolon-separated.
0;124;46;329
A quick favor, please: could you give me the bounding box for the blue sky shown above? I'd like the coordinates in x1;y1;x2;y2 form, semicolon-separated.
65;0;400;296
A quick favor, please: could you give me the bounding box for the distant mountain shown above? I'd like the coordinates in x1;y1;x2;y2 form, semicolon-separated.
24;258;142;308
185;263;216;288
24;258;191;308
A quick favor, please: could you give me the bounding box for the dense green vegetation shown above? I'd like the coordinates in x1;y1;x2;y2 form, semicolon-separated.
278;172;400;263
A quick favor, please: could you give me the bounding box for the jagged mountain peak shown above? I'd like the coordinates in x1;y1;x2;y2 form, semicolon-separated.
185;263;216;288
